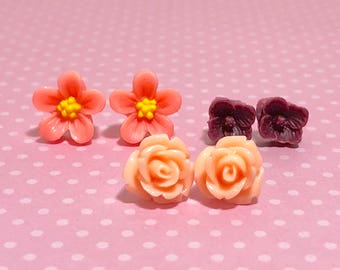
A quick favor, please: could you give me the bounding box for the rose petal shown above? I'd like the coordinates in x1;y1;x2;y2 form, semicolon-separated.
146;114;174;138
79;89;106;115
227;167;264;205
109;89;137;115
216;135;247;149
156;89;182;115
68;114;94;144
120;114;147;144
206;175;246;200
123;150;151;200
57;71;86;98
132;70;158;100
139;134;170;152
32;87;62;112
194;149;216;198
168;137;190;157
140;180;183;200
39;113;68;142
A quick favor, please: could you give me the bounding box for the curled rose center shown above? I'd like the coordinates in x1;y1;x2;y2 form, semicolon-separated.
223;116;236;132
221;165;239;183
149;159;180;187
273;115;287;132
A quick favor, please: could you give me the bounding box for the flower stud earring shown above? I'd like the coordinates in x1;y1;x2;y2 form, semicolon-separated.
32;71;106;144
256;97;309;145
207;97;256;143
109;70;182;144
194;136;264;205
122;134;194;204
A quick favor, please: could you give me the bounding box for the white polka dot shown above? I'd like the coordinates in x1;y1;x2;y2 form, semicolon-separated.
269;199;281;205
254;231;267;238
209;230;222;237
118;254;131;262
304;254;317;263
56;219;69;226
38;208;50;215
208;209;220;215
30;230;44;237
298;231;311;238
144;219;157;226
22;253;36;261
166;230;178;237
233;241;246;249
210;254;224;262
278;242;291;249
44;267;58;270
230;219;243;226
251;209;262;215
3;242;17;248
76;230;89;238
124;208;136;215
143;242;156;249
317;220;330;226
187;219;200;226
81;208;93;215
187;241;201;249
121;230;134;237
12;218;24;225
293;209;304;215
324;242;337;250
257;254;271;262
51;241;63;248
71;254;84;261
100;219;112;226
96;242;109;249
274;219;286;226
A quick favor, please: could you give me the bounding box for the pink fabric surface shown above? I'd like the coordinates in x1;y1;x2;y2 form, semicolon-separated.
0;0;339;269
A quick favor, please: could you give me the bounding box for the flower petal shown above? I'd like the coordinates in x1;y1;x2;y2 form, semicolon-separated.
109;89;137;115
39;113;68;142
132;70;158;99
139;134;170;152
233;103;255;128
57;71;86;98
207;117;224;142
227;167;264;205
277;127;303;144
120;114;147;144
32;87;62;112
123;150;152;200
156;89;182;115
209;97;234;118
286;104;309;129
79;89;106;115
262;97;288;116
258;115;277;140
146;114;174;137
69;114;94;144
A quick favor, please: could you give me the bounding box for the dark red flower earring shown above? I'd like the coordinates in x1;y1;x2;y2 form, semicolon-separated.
207;97;256;143
256;97;309;145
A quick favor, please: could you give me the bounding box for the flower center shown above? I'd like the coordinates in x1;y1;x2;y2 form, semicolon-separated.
56;96;82;120
223;116;236;132
273;115;286;131
135;98;157;120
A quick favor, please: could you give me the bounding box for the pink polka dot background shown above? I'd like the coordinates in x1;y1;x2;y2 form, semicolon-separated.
0;0;339;269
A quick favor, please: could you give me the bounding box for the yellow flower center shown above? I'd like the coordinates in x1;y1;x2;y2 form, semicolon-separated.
56;96;82;120
135;98;157;120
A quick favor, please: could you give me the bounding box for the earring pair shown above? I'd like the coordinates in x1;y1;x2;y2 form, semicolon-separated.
123;134;264;205
207;96;309;146
32;70;182;145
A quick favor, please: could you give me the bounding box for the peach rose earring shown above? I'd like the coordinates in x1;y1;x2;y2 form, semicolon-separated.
122;134;194;204
194;136;264;205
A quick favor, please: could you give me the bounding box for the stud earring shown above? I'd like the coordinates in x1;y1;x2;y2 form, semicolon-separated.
256;97;309;145
194;136;264;205
32;71;106;144
207;97;256;144
109;70;182;145
122;134;194;204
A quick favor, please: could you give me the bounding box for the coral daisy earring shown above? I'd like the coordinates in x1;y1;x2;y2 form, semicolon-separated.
32;71;106;144
109;70;182;144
